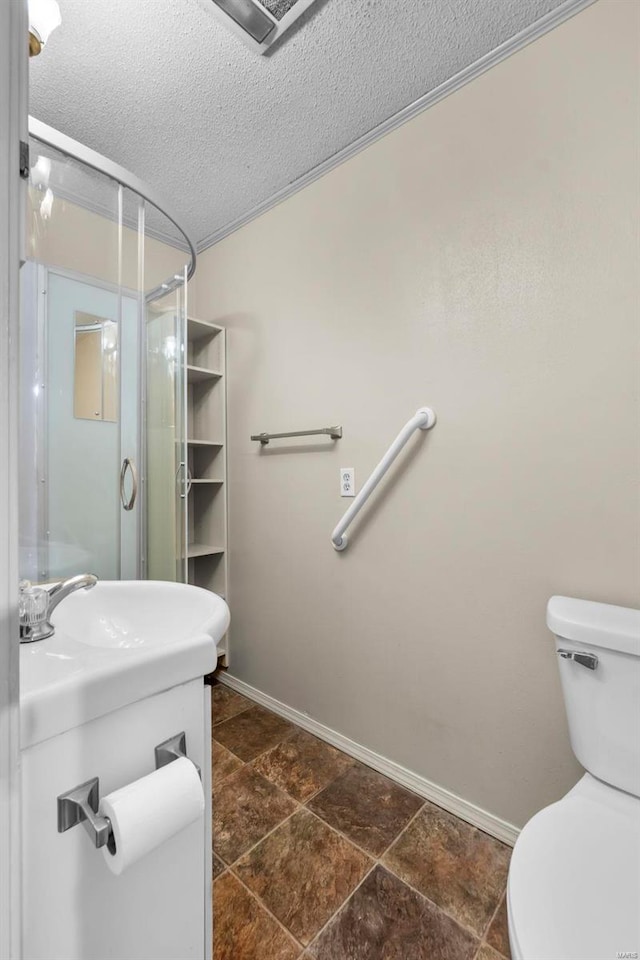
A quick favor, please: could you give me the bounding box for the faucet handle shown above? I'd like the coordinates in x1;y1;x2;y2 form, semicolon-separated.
19;574;97;643
19;581;49;634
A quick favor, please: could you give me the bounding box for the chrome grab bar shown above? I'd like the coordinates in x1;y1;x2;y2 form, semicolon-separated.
251;425;342;445
120;457;138;511
331;407;436;551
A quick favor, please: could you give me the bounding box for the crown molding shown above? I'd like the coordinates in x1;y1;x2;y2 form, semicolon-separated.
197;0;596;253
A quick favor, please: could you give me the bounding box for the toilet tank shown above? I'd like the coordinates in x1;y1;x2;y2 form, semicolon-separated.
547;596;640;798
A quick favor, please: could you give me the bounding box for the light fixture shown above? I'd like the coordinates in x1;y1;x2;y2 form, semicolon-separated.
30;155;51;190
28;0;62;57
29;156;54;221
163;336;177;361
102;322;118;354
39;188;54;221
207;0;319;55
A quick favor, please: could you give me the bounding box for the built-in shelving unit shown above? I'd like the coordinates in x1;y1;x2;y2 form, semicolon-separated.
187;364;223;383
185;317;228;664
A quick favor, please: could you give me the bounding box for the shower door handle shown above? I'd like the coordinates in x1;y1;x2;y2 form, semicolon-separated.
120;457;138;511
175;462;192;499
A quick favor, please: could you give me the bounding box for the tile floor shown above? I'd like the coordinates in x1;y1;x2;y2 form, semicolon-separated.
211;681;512;960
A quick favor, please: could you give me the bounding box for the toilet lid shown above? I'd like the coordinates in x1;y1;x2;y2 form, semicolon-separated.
508;774;640;960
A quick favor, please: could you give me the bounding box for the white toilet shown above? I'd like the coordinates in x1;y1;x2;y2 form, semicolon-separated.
507;596;640;960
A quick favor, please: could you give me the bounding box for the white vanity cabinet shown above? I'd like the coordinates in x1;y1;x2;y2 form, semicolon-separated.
21;680;212;960
19;580;228;960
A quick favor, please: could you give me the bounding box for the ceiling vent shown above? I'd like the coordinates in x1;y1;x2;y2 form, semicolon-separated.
209;0;319;54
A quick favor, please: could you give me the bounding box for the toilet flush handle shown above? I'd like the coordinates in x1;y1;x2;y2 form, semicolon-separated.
557;649;599;670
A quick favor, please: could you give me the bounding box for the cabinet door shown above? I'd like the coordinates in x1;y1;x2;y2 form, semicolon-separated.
21;681;207;960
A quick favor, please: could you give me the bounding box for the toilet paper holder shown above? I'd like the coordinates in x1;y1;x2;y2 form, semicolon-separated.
155;731;200;777
57;731;198;850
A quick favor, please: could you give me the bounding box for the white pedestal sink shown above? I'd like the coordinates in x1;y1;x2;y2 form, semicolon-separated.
21;579;229;748
20;580;229;960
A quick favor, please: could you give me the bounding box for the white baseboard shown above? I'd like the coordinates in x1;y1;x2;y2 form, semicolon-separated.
218;673;520;847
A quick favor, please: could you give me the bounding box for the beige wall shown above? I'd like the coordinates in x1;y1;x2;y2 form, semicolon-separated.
27;191;187;293
191;0;639;829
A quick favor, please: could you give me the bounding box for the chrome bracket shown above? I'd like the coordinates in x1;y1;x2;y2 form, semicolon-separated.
57;777;115;852
558;649;598;670
155;731;200;778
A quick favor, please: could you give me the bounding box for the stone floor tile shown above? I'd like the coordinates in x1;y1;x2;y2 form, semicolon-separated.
476;944;506;960
485;894;511;957
383;802;511;936
212;738;244;785
307;762;423;857
213;765;297;863
214;705;295;761
253;729;354;802
212;684;253;725
309;865;478;960
235;808;371;946
213;872;301;960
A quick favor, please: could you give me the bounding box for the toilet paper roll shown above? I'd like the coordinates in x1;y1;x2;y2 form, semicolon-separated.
99;757;204;875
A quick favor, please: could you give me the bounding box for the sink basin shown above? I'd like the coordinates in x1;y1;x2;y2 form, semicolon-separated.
20;580;230;749
53;580;227;650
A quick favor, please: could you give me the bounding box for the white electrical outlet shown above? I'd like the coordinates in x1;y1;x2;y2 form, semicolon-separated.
340;467;355;497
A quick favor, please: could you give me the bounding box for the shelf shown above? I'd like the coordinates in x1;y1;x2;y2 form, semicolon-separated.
187;317;223;341
187;319;224;369
185;543;225;559
184;318;227;663
188;551;226;597
187;364;222;383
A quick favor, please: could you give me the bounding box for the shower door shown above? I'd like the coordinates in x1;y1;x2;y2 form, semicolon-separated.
20;128;194;587
19;265;142;583
145;284;188;583
43;270;140;581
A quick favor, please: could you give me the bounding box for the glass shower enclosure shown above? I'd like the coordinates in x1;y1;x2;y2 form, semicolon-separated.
20;119;196;585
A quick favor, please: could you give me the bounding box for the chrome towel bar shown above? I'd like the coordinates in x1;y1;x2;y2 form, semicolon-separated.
251;425;342;445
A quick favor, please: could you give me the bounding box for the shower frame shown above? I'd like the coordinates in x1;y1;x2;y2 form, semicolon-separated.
26;117;197;583
28;117;197;299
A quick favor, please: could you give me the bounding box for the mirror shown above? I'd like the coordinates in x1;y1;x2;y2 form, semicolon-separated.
73;311;118;421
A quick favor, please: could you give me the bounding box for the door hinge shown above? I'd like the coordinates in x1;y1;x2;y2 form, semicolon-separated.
19;140;30;180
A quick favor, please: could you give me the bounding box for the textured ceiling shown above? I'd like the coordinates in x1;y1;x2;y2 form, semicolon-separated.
30;0;568;249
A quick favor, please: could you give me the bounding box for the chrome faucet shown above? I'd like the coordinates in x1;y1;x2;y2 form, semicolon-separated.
19;574;98;643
